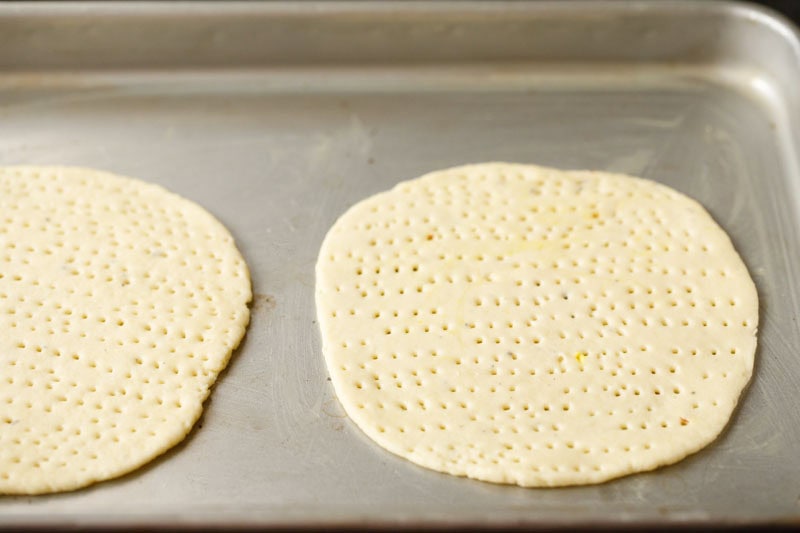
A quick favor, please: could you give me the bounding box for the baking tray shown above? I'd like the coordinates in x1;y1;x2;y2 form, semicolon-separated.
0;0;798;528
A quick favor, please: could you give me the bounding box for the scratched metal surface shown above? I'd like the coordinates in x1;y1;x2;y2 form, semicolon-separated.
0;1;798;527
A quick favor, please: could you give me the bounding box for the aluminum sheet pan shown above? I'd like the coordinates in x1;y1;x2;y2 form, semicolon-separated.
0;1;798;527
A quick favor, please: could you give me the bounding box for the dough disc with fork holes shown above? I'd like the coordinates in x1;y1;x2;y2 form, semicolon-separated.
316;162;758;487
0;166;251;494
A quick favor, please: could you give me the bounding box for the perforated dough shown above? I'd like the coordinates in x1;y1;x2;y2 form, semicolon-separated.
0;167;251;494
316;162;758;487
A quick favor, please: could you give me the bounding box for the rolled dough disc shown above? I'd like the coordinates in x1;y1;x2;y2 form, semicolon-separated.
0;166;251;494
316;162;758;487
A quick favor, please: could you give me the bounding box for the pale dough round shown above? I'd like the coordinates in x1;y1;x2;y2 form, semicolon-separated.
316;162;758;487
0;167;251;494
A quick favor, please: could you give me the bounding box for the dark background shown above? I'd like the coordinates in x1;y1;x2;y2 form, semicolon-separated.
755;0;800;23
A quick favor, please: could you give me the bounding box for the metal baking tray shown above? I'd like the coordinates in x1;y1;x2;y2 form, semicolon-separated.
0;1;798;528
